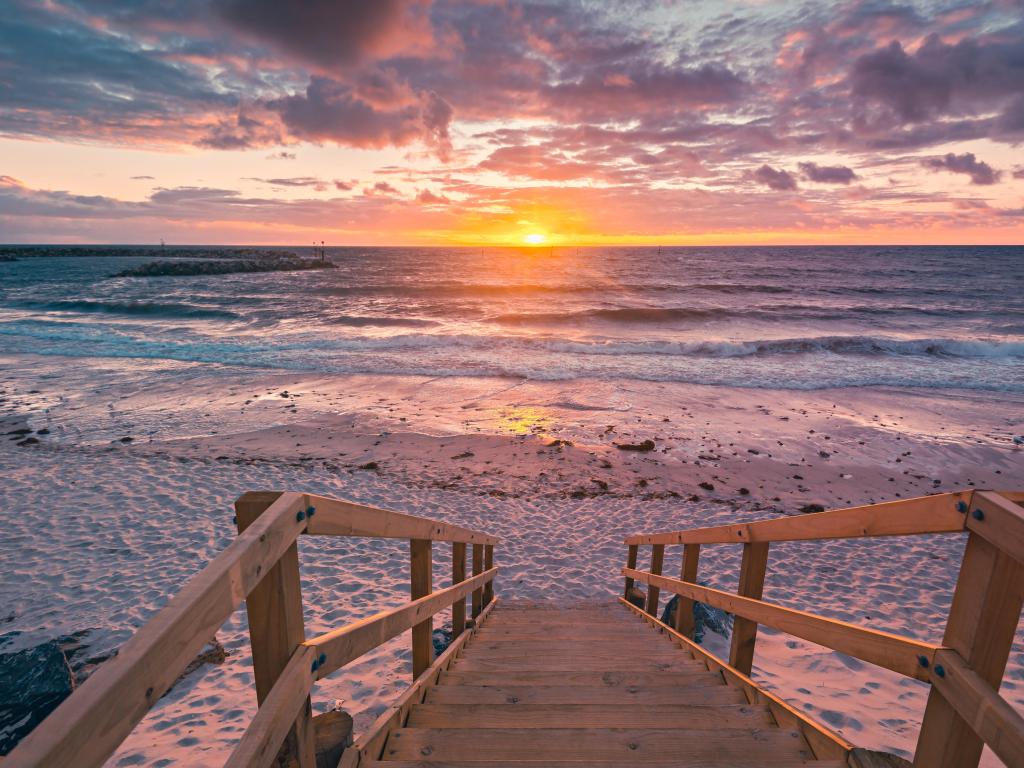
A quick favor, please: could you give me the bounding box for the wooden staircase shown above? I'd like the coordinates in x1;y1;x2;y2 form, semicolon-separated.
364;601;842;767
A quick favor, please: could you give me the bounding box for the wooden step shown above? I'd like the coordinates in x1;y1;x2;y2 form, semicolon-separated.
381;727;813;762
448;656;702;673
464;639;680;654
425;683;749;706
439;670;727;688
406;703;773;729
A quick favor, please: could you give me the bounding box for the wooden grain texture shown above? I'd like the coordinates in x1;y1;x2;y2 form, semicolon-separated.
5;491;307;768
410;539;434;680
624;543;639;597
305;494;498;544
451;542;466;639
483;544;494;606
471;544;483;619
729;542;769;676
625;491;970;545
236;492;316;768
645;544;665;616
969;491;1024;565
623;567;939;681
675;543;700;637
925;648;1024;768
406;703;773;728
339;597;499;768
381;727;813;762
224;644;317;768
426;682;746;706
914;532;1024;767
618;597;852;761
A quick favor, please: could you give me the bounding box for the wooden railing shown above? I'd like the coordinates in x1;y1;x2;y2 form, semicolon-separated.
622;489;1024;768
6;491;498;768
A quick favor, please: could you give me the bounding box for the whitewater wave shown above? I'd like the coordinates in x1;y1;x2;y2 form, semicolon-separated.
14;299;239;321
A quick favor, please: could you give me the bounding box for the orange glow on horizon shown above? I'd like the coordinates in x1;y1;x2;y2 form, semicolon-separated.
523;233;547;245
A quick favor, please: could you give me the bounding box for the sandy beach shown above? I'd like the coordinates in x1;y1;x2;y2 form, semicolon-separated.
2;352;1021;765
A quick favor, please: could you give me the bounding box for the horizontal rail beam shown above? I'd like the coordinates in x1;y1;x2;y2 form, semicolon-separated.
225;644;318;768
927;648;1024;768
305;494;498;545
307;567;499;678
625;491;971;546
622;568;940;681
6;492;308;768
969;492;1024;565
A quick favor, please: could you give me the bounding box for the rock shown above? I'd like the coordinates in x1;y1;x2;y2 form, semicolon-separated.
432;628;452;657
171;637;228;688
615;439;656;452
626;587;646;609
16;437;38;446
357;461;379;470
698;481;714;491
799;503;826;514
738;487;750;495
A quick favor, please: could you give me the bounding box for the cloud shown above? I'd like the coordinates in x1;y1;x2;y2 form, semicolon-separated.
752;165;798;191
799;162;858;184
245;176;329;191
363;181;400;196
268;77;453;158
334;180;355;191
217;0;435;69
267;151;296;160
130;175;156;180
416;189;448;204
921;153;1000;185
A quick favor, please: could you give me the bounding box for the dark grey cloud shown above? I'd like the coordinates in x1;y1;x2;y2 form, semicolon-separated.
921;152;1000;185
799;162;858;184
753;165;798;191
244;177;329;190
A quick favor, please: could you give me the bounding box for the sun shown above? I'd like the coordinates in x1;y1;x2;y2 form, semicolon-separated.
523;233;547;245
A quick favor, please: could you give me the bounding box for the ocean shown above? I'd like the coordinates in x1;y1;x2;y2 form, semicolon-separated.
1;245;1022;392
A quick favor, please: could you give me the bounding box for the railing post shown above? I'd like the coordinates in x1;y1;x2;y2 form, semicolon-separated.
624;544;639;598
472;543;484;618
729;542;769;676
452;542;466;639
410;538;433;679
675;543;701;637
235;492;316;768
914;531;1024;767
645;544;665;616
483;544;494;606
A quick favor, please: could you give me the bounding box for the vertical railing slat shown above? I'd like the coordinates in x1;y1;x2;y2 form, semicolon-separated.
452;542;467;639
471;543;484;618
483;544;494;607
729;541;770;676
675;543;701;637
235;492;316;768
624;544;639;599
645;544;665;616
410;539;433;679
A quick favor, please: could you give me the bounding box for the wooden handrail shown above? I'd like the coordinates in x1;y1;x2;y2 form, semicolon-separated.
307;567;499;679
621;489;1024;768
622;567;941;680
625;491;972;545
7;490;499;768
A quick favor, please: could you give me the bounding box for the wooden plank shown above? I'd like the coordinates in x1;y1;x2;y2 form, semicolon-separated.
969;491;1024;565
625;491;970;545
236;492;316;768
439;670;722;688
406;703;773;729
618;597;852;760
914;532;1024;767
5;491;307;768
451;542;466;639
729;542;769;676
925;648;1024;768
449;656;706;673
307;568;497;679
225;645;317;768
465;640;679;655
624;543;639;597
676;543;700;637
623;567;939;681
471;544;483;618
382;727;813;761
482;544;494;606
305;493;497;544
426;683;747;706
364;761;846;768
472;627;652;640
645;544;665;616
410;539;433;680
339;597;499;768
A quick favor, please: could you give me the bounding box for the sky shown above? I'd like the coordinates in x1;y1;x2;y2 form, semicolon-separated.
1;0;1023;245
